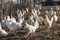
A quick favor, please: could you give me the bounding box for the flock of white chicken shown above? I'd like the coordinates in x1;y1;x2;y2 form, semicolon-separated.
0;5;58;38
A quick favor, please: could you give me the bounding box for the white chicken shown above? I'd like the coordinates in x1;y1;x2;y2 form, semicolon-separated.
5;15;24;32
26;8;29;12
39;4;42;10
39;17;44;25
17;10;24;22
1;16;7;27
0;29;8;37
53;12;58;22
33;8;38;16
17;9;20;16
29;15;34;26
6;15;16;23
10;16;16;23
46;9;54;16
37;9;40;15
19;10;23;16
6;15;11;22
23;19;39;38
50;8;54;16
0;22;8;36
0;22;2;30
56;6;59;11
18;13;24;24
1;20;6;27
46;10;48;15
45;15;53;29
5;21;22;32
17;9;24;18
32;9;44;26
32;9;38;19
53;11;58;27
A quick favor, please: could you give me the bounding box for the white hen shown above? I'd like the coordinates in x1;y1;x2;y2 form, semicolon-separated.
45;15;53;29
1;20;6;27
5;16;24;31
29;15;34;26
10;17;16;23
0;22;2;30
1;16;7;27
5;21;22;32
6;15;11;22
24;20;39;38
37;9;40;15
0;22;8;36
56;6;59;11
53;12;58;22
0;29;8;36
